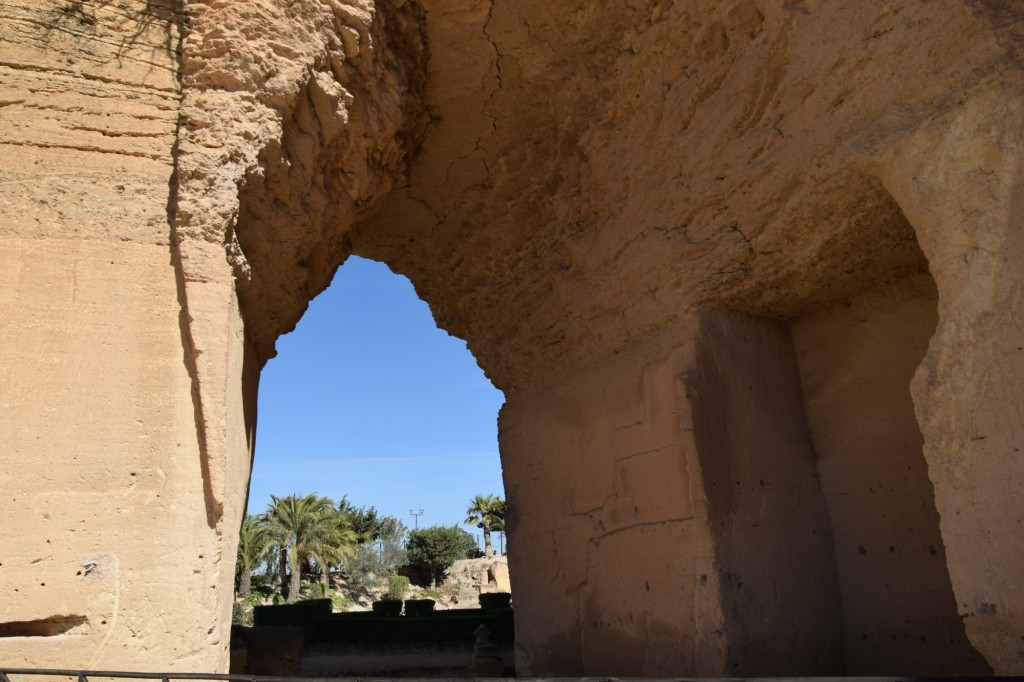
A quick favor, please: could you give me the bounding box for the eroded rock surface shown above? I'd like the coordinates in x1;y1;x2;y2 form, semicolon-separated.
2;0;1024;676
0;0;217;669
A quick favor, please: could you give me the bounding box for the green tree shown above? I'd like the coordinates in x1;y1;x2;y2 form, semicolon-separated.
464;494;505;558
378;516;408;563
338;495;381;543
236;513;272;596
347;516;408;589
407;525;477;587
266;493;336;602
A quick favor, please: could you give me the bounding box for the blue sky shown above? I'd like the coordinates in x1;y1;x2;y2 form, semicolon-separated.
247;256;507;536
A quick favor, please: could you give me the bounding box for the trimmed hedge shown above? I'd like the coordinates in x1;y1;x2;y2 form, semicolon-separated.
318;608;513;644
251;597;514;645
372;599;403;616
404;599;436;616
328;607;487;620
479;592;512;611
252;598;332;639
427;607;486;618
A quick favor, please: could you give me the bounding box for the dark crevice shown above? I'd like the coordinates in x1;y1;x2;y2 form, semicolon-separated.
165;3;218;529
0;615;88;637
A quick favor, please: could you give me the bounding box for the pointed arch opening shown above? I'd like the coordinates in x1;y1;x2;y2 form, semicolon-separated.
245;255;507;574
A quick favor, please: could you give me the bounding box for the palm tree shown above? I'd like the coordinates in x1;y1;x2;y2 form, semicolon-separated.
236;513;272;596
266;493;336;602
464;494;505;558
308;508;359;587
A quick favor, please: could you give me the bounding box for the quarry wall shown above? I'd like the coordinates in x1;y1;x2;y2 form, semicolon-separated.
0;0;243;669
2;0;1023;675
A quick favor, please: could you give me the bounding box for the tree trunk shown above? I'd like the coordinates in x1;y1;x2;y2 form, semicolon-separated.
240;568;252;596
278;547;288;597
288;553;301;603
320;559;330;587
483;524;493;558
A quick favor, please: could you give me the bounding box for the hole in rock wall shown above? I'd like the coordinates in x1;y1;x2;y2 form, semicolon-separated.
696;177;989;675
0;615;88;637
246;256;507;555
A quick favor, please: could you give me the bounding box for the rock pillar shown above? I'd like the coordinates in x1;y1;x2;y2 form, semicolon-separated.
501;312;842;676
0;0;252;671
882;84;1024;674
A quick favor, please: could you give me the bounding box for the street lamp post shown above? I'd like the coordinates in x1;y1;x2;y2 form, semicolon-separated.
409;508;424;530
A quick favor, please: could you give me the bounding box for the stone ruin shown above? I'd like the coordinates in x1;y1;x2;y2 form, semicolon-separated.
2;0;1023;676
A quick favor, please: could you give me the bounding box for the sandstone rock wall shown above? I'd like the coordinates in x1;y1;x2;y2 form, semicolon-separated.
3;0;1024;676
881;88;1024;674
2;0;426;671
500;317;721;675
0;0;242;669
792;274;988;674
688;312;844;675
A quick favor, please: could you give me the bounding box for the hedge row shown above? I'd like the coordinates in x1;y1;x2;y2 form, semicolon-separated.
371;599;402;617
404;599;436;617
319;608;514;644
252;598;332;639
250;598;514;644
331;605;487;620
479;592;512;611
363;597;438;617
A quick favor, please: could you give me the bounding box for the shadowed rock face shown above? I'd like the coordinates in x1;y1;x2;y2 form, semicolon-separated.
2;0;1023;676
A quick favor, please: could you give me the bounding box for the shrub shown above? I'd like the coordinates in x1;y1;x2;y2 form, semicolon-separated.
237;592;263;607
371;599;403;617
385;574;410;601
330;593;354;612
403;598;435;616
232;600;253;626
479;592;512;611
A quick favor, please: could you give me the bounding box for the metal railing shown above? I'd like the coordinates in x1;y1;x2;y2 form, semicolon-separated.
0;670;443;682
0;670;922;682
